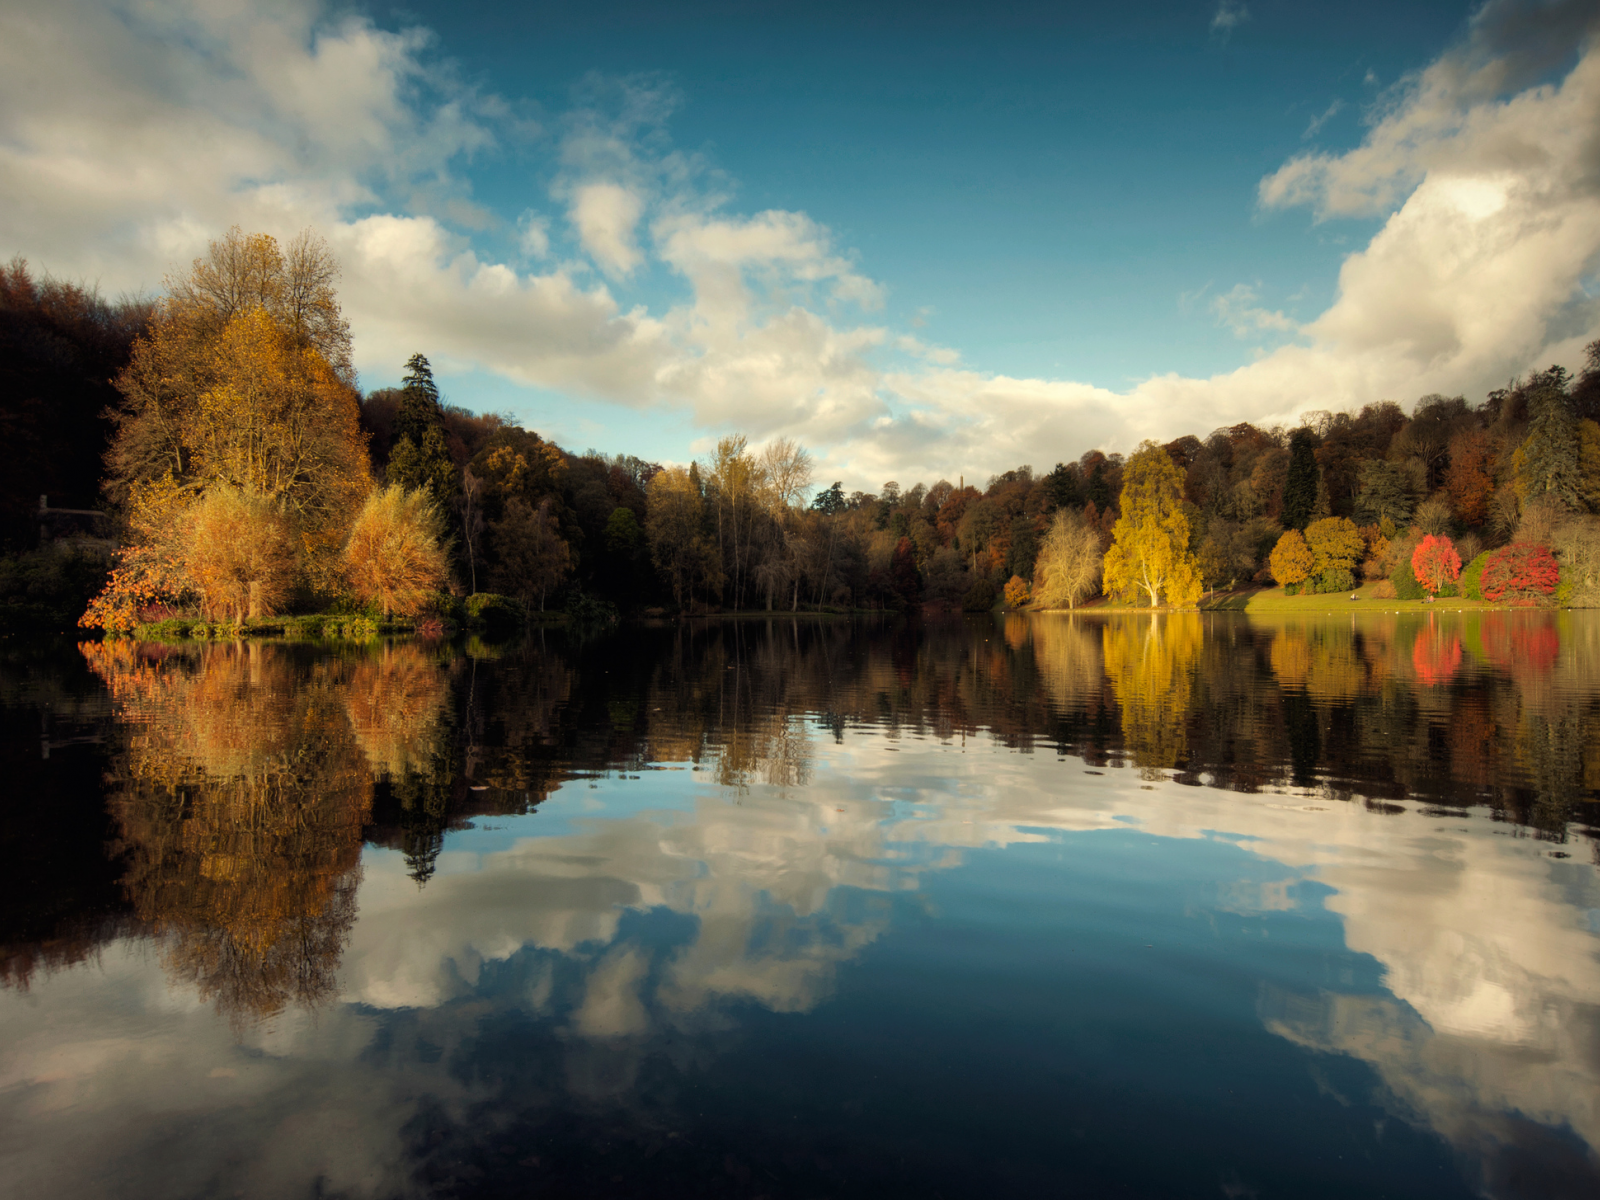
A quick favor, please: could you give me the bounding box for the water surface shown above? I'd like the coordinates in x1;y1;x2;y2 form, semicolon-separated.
2;612;1597;1199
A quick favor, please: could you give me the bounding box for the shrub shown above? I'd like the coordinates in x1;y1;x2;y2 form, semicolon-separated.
1389;561;1427;600
1003;575;1031;607
565;588;618;626
1480;542;1559;605
1459;551;1490;600
1315;567;1356;594
1370;579;1397;599
465;592;523;634
962;576;997;612
343;486;450;619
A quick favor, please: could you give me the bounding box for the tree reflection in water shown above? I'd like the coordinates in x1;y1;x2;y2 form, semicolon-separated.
0;616;1594;1199
51;612;1600;1033
82;640;456;1026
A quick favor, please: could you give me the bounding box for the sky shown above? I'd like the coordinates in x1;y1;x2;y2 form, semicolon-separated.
2;0;1598;491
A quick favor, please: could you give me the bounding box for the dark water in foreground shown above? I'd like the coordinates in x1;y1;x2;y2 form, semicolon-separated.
2;612;1598;1199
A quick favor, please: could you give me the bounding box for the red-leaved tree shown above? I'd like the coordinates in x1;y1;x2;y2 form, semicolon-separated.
1410;534;1462;597
1480;542;1559;605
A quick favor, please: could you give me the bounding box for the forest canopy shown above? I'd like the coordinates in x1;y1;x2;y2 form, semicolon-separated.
5;227;1600;627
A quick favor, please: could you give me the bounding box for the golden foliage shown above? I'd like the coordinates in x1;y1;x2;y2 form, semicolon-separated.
1102;442;1202;607
1032;507;1102;608
343;486;451;618
90;227;370;625
1268;529;1314;586
342;643;451;779
80;474;196;630
1103;613;1202;775
83;642;372;1026
185;487;297;622
646;466;721;606
1303;516;1364;576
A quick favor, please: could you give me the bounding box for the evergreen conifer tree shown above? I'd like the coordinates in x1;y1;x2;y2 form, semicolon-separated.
1514;371;1580;510
1281;428;1320;531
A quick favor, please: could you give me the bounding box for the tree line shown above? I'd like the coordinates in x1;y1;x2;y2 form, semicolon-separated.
3;226;1600;625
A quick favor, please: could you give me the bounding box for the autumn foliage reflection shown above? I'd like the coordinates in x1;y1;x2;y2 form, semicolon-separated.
81;639;450;1026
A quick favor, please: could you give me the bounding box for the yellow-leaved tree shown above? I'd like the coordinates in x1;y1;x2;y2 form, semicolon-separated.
83;227;370;628
1101;442;1202;607
185;487;297;623
343;486;451;619
1269;528;1314;587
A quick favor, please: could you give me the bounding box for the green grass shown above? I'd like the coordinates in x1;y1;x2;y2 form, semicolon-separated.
1204;584;1497;614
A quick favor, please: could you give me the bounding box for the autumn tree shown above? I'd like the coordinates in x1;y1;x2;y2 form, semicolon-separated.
1480;542;1559;604
1410;534;1462;598
185;487;297;622
1032;507;1102;608
1102;442;1202;607
646;466;720;607
1303;516;1364;590
87;227;370;625
491;497;570;612
1268;529;1313;588
1445;428;1495;525
343;486;450;618
166;226;353;379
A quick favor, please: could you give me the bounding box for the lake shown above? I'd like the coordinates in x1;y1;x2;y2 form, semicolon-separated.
1;612;1597;1199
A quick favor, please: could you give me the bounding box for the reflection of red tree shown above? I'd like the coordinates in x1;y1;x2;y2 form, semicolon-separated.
1481;614;1560;675
1411;629;1462;686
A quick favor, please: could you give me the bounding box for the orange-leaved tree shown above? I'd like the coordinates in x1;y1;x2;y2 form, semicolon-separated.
185;487;297;623
1411;534;1462;597
343;486;451;618
1268;529;1313;587
84;227;369;628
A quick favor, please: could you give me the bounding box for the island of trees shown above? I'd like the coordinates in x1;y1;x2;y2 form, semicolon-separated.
3;226;1600;631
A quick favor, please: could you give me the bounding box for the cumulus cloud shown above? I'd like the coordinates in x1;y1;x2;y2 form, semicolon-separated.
569;181;645;277
2;0;1598;491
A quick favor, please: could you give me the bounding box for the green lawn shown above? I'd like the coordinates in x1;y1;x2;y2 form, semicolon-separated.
1201;584;1490;614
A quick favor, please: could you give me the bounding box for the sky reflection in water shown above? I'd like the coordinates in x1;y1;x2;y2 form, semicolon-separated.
1;612;1598;1199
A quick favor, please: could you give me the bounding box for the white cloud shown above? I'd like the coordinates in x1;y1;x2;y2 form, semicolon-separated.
569;181;645;277
1302;98;1344;140
1;0;1597;491
1211;1;1250;37
1212;283;1299;338
517;210;551;257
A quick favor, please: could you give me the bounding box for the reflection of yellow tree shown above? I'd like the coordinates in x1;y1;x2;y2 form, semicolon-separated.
1267;623;1365;704
1030;615;1106;714
82;641;393;1028
1102;613;1202;777
342;642;451;779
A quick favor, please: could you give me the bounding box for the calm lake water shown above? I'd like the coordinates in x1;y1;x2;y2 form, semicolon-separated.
2;612;1598;1199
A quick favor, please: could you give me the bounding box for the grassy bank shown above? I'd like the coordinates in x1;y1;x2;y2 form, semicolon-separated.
1200;584;1495;614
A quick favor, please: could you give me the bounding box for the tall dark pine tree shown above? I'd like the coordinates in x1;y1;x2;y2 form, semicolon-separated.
1046;462;1082;509
1085;461;1110;511
397;353;442;442
1281;428;1320;531
388;353;455;496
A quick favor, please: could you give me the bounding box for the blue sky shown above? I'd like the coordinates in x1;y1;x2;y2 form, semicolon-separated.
390;0;1461;382
2;0;1597;488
